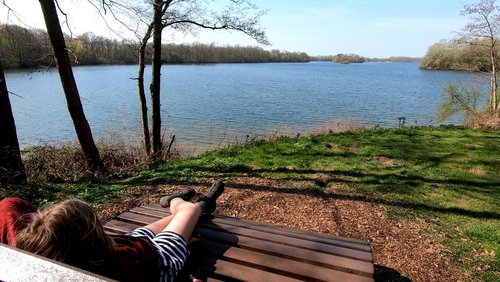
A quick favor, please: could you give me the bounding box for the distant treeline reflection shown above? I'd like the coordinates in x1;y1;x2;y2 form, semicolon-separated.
0;24;310;68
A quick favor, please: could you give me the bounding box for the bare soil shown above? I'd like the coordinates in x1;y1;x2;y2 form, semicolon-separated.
97;177;470;282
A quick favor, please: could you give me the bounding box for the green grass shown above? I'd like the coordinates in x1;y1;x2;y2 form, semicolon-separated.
2;126;498;280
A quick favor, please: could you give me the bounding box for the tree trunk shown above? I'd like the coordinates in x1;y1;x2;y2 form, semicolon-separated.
0;61;26;184
150;0;163;159
138;38;151;155
490;41;497;112
38;0;104;171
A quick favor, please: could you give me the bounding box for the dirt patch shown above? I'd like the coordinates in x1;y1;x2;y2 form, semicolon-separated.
464;143;484;149
313;173;333;187
468;166;486;175
97;177;468;282
325;142;359;153
368;156;398;167
450;198;469;209
326;142;343;152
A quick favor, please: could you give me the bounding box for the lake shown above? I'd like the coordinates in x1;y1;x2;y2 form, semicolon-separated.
6;62;479;153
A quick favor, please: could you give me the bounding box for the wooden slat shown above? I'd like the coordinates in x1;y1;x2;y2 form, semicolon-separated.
195;226;373;276
104;219;138;234
190;238;373;282
206;223;371;261
104;204;375;281
212;217;371;251
190;253;303;282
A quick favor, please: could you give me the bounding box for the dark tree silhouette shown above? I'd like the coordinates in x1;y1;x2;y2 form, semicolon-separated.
38;0;104;171
0;61;26;184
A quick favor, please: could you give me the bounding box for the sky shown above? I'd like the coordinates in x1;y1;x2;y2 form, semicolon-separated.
1;0;472;58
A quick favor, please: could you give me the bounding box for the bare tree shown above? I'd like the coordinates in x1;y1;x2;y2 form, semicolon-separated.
0;61;26;185
38;0;104;171
137;25;154;155
458;0;500;114
150;0;165;159
102;0;268;158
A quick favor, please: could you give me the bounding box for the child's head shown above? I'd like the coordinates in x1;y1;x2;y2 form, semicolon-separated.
15;199;114;270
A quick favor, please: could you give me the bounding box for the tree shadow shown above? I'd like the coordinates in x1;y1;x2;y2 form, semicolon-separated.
146;177;499;220
228;180;499;220
374;264;411;282
127;160;498;192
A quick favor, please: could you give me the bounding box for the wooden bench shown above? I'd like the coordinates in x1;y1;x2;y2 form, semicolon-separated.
104;204;374;281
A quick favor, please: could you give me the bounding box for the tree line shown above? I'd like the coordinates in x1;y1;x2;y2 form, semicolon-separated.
0;24;309;69
163;43;309;64
419;39;497;72
330;53;420;64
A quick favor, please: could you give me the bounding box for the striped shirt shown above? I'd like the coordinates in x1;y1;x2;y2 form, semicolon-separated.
127;227;188;282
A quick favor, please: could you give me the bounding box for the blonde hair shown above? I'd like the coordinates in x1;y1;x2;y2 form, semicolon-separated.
15;200;115;272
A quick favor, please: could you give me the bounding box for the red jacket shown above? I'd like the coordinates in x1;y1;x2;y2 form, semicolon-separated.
0;197;161;281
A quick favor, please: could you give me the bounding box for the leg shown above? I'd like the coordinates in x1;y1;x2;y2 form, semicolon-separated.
145;188;198;237
144;200;200;281
151;180;225;241
143;198;202;239
143;214;175;235
144;183;225;281
164;199;202;242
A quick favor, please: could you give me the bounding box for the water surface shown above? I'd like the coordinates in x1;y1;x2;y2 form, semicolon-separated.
7;62;478;152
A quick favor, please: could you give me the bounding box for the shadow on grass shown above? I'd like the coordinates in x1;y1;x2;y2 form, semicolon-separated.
128;163;499;195
144;177;499;220
131;161;496;182
253;167;498;190
229;180;499;220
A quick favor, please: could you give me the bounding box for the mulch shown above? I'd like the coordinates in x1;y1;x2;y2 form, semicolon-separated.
97;177;470;282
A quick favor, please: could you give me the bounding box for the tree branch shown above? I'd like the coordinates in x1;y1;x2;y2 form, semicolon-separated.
54;0;74;37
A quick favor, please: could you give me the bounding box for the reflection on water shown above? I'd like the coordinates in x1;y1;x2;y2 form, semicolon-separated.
7;62;481;153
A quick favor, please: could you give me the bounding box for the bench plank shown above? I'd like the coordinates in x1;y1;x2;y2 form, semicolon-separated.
193;226;373;276
104;205;375;281
190;253;304;282
190;238;373;282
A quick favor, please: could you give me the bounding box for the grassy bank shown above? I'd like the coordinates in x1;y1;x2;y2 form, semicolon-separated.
2;126;499;280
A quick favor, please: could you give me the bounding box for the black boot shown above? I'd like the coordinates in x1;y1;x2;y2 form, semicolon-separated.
198;180;224;214
160;188;196;207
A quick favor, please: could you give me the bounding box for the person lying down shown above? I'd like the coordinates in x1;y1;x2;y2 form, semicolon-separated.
0;180;225;282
